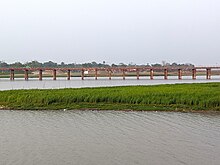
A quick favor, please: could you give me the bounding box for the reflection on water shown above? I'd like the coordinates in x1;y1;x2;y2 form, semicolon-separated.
0;76;220;90
0;110;219;165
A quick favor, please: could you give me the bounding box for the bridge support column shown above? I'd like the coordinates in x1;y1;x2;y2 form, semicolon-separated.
178;69;182;80
122;69;125;80
192;69;196;80
67;70;71;80
136;69;140;80
39;69;43;81
108;70;112;80
95;69;98;80
81;69;84;80
10;69;15;80
53;69;56;80
24;69;29;81
164;69;168;80
206;68;211;79
150;69;154;80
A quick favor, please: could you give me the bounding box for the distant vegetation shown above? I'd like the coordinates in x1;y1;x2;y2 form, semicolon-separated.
0;83;219;111
0;60;194;68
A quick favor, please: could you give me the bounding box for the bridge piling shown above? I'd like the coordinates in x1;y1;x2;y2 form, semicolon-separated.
81;69;84;80
192;69;196;80
53;69;56;80
39;69;43;81
206;68;211;79
24;69;29;81
67;70;71;80
136;69;140;80
122;69;125;80
178;69;182;80
108;70;112;80
164;69;168;80
150;69;154;80
95;69;98;80
10;69;14;81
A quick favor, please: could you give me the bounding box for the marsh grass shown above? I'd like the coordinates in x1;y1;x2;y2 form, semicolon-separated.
0;83;220;111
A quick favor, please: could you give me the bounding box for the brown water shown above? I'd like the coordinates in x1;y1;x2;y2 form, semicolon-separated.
0;76;220;90
0;110;219;165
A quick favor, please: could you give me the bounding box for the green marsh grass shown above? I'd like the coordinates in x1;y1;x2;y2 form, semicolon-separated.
0;83;220;111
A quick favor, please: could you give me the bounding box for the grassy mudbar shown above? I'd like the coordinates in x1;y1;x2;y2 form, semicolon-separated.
0;83;220;111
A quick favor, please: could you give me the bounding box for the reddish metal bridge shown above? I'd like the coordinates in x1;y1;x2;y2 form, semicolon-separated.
0;66;220;81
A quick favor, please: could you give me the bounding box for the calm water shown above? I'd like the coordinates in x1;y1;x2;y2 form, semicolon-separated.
1;77;220;164
0;110;219;165
0;76;220;90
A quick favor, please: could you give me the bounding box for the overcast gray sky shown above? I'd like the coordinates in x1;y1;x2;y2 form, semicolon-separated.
0;0;219;65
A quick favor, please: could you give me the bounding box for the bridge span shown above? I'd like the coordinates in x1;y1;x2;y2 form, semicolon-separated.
0;66;220;81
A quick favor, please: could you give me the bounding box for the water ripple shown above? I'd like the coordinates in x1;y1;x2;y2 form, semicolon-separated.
0;110;219;165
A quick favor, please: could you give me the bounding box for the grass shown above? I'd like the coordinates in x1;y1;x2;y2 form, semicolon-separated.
0;83;220;111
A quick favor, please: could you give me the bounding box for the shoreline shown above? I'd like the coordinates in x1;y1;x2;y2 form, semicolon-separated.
1;107;220;114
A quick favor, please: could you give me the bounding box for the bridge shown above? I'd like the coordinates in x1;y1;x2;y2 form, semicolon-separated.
0;66;220;81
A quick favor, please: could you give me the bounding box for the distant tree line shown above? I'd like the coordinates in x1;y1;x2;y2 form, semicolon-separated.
0;60;194;68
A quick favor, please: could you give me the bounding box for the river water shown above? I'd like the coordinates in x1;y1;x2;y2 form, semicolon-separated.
0;110;219;165
0;76;220;90
1;77;220;164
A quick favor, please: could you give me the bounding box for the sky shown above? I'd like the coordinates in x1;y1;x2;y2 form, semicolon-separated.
0;0;220;66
